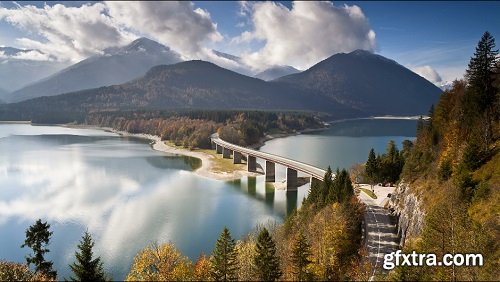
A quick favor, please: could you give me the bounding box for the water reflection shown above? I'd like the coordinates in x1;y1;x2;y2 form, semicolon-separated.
0;120;416;280
0;125;283;280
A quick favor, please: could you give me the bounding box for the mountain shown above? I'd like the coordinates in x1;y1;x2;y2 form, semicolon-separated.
6;38;182;103
0;60;353;123
276;49;442;116
211;50;254;77
0;47;68;92
255;65;300;81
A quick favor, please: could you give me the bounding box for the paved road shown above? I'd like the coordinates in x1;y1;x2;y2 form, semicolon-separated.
358;186;400;280
211;134;327;180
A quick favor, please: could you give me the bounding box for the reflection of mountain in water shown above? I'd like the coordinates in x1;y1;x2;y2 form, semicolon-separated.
6;134;113;146
317;119;418;137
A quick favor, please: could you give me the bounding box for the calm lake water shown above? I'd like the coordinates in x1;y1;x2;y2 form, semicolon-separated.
0;119;416;279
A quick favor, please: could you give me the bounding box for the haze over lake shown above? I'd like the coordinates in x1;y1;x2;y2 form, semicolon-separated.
0;119;416;279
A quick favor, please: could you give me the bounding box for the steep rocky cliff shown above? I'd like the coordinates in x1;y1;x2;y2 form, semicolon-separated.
389;182;425;247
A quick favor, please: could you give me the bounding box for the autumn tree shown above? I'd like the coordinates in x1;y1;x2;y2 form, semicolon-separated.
210;227;238;281
291;232;312;281
0;261;53;281
254;228;282;281
193;254;212;281
21;219;57;279
69;231;106;281
126;242;193;281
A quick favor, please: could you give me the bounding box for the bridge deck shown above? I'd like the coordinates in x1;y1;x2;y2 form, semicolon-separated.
211;135;326;180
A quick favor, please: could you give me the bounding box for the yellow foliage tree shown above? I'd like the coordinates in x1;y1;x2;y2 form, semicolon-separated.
126;242;193;281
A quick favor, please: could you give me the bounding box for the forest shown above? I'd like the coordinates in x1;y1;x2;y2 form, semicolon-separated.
86;110;323;148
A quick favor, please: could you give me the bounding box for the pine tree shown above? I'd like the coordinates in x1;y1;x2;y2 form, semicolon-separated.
210;227;238;281
291;232;312;281
69;231;106;281
21;219;57;279
466;31;498;109
365;148;378;189
253;228;282;281
464;32;499;146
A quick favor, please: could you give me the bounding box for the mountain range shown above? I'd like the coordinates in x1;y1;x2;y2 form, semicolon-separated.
0;38;442;122
275;50;442;116
5;38;182;103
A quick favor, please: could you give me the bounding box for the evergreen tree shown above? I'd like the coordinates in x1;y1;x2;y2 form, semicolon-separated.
254;228;282;281
463;32;499;146
210;227;238;281
69;231;106;281
339;169;354;202
466;31;498;110
291;232;312;281
365;148;378;189
21;219;57;279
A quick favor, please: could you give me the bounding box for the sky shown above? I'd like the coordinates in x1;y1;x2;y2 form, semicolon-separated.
0;1;499;84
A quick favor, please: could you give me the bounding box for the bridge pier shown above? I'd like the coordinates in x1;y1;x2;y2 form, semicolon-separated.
216;144;222;154
233;151;242;164
265;161;275;182
223;147;231;159
211;141;216;150
247;155;256;172
286;167;298;191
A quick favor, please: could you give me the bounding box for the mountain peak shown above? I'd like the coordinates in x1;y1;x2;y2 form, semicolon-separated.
349;49;374;56
104;37;172;56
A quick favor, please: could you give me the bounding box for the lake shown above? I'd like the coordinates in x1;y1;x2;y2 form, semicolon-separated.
0;119;416;279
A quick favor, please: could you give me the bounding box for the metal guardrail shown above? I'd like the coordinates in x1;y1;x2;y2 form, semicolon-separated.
211;134;327;180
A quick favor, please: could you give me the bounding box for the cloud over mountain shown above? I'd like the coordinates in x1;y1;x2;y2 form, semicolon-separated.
410;65;443;84
0;2;221;63
233;1;377;71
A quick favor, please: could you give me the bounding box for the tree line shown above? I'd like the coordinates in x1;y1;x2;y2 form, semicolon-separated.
125;167;367;281
86;110;323;149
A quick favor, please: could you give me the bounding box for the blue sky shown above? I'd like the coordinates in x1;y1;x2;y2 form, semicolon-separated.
1;1;499;83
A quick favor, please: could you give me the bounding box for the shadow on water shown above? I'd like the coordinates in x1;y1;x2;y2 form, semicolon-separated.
144;156;202;171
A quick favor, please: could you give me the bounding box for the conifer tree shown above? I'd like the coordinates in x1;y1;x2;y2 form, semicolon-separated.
365;148;378;189
69;231;106;281
291;232;312;281
210;227;238;281
253;228;282;281
21;219;57;279
466;31;498;110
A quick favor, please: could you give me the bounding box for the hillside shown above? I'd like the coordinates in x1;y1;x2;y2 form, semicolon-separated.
276;49;442;116
6;38;182;103
0;60;351;123
255;65;300;81
386;32;499;281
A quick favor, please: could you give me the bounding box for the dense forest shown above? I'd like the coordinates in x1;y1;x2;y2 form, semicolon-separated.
382;32;499;280
86;110;323;148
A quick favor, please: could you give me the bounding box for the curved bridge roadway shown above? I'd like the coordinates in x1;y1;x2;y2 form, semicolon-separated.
210;134;326;190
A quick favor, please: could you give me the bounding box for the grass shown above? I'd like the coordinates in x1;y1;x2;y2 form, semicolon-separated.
164;140;248;173
360;187;378;199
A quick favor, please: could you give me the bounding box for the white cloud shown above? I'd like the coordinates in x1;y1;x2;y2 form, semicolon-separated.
0;1;222;62
410;65;443;84
0;2;136;62
105;1;222;59
232;1;377;71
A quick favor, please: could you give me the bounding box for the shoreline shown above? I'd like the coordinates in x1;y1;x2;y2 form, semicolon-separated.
68;125;265;181
65;124;325;183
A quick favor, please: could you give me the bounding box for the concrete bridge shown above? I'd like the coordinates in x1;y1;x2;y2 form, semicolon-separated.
211;134;326;191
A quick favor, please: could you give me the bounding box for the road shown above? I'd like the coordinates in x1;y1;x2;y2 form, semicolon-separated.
358;185;400;280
